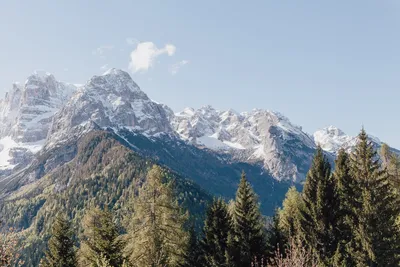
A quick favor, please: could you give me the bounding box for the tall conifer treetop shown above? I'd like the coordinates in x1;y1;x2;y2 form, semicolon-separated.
346;129;400;266
124;165;188;267
202;198;233;267
233;172;267;266
40;214;77;267
300;146;338;266
78;207;125;267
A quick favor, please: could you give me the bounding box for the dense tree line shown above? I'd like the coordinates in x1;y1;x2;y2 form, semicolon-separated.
3;129;400;266
273;129;400;266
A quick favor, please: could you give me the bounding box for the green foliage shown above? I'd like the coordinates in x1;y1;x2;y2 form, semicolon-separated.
201;198;233;267
120;129;295;216
346;129;400;266
300;146;339;265
380;143;400;191
231;172;267;266
278;186;303;240
266;212;287;260
181;225;203;267
0;131;211;266
123;165;188;267
2;128;400;266
331;149;355;266
40;214;77;267
78;207;124;267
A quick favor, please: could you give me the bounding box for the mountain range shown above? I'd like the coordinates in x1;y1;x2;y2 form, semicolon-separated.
0;69;395;187
0;69;396;265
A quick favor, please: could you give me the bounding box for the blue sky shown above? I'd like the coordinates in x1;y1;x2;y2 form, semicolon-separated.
1;1;400;146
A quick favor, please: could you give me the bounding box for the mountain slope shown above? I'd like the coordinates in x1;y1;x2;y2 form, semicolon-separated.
172;106;316;181
47;68;173;147
0;130;212;266
0;68;398;190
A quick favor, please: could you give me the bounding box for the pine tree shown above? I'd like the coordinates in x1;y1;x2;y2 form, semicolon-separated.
347;129;400;266
78;207;124;267
232;172;267;266
124;165;188;267
181;226;203;267
300;146;338;266
201;198;233;267
40;214;77;267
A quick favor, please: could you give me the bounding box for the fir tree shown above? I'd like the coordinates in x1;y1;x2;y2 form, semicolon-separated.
347;129;400;266
232;172;267;266
40;214;77;267
300;146;338;266
78;207;124;267
124;165;188;267
181;226;203;267
201;198;233;267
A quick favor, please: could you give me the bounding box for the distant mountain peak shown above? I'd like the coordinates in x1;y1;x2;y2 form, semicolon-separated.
313;126;352;153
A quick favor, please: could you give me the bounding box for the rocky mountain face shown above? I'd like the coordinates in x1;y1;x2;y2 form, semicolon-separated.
0;71;76;171
47;69;173;147
0;69;397;187
172;106;316;181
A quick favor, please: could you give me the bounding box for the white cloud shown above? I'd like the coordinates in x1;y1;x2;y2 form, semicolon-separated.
100;64;109;70
169;60;189;75
92;45;114;56
129;42;176;73
126;38;139;46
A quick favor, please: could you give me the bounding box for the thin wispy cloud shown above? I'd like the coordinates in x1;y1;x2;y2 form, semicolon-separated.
129;42;176;73
92;45;114;56
169;60;189;75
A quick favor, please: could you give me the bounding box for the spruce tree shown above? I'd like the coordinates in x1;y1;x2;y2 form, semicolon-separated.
380;143;400;191
347;129;400;266
181;226;203;267
40;214;77;267
201;198;233;267
124;165;188;267
78;207;124;267
266;212;288;260
332;149;354;266
232;172;267;266
300;146;338;266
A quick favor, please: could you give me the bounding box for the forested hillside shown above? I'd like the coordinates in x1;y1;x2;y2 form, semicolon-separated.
0;131;212;266
1;129;400;266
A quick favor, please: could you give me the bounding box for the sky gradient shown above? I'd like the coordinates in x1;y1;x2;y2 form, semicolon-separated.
1;1;400;146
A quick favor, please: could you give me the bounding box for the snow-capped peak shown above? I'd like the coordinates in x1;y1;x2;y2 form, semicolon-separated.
0;72;78;171
314;126;354;153
172;106;316;181
47;69;174;145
